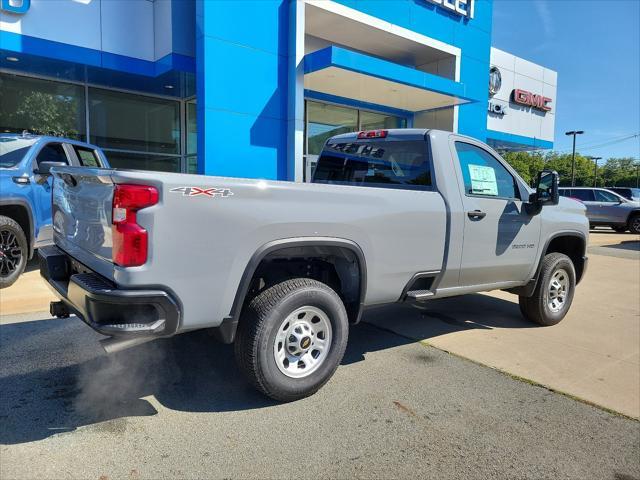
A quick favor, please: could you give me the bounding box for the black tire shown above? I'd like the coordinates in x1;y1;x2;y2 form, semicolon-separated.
234;278;349;402
612;226;627;233
519;252;576;326
628;214;640;235
0;215;28;289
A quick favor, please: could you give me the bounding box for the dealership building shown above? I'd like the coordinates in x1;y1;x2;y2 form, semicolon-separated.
0;0;557;180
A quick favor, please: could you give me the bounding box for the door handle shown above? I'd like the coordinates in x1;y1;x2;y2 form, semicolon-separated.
467;210;486;219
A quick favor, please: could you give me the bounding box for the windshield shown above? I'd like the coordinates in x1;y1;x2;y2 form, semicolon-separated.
0;136;38;168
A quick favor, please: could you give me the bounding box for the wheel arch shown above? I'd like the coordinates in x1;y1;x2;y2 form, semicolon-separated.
511;231;587;298
0;198;35;258
213;237;367;344
626;209;640;223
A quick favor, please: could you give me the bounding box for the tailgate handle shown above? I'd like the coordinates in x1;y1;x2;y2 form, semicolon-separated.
467;210;486;219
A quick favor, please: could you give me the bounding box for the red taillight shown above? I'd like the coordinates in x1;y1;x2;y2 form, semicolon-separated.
357;129;388;139
112;184;158;267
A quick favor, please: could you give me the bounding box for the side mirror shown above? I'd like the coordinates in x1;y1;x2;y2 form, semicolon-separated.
35;161;67;176
527;169;559;214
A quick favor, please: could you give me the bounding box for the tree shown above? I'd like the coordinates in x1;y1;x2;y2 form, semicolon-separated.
0;89;82;139
501;151;545;185
543;152;595;186
600;158;639;187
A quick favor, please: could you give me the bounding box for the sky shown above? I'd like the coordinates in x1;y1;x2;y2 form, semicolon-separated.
491;0;640;160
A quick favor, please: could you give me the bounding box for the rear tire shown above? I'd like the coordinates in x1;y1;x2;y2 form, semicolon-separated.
0;215;28;289
628;214;640;235
519;252;575;326
234;278;349;402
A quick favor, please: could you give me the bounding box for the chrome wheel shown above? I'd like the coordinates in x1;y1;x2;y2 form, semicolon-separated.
547;268;569;313
273;306;332;379
0;229;23;278
631;216;640;233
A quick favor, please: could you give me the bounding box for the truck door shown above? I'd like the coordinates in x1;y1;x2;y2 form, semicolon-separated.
452;141;541;287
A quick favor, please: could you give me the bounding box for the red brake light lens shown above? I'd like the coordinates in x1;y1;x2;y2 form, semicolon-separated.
112;184;158;267
357;129;388;139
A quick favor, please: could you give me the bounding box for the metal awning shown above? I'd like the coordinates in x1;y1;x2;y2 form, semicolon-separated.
304;47;473;112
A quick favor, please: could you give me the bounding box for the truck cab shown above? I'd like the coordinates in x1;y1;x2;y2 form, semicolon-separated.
0;133;109;288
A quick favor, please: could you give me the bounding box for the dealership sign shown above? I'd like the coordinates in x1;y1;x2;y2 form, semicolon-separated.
512;89;552;112
488;101;506;116
0;0;30;14
425;0;475;19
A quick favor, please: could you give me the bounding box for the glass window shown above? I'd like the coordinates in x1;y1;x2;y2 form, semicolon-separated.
454;142;518;199
36;143;69;166
570;189;595;201
0;136;38;168
0;73;86;140
307;101;358;156
73;146;100;167
186;100;197;156
105;151;181;173
89;88;180;154
595;190;620;202
305;100;409;157
186;155;198;174
313;140;431;190
360;111;407;130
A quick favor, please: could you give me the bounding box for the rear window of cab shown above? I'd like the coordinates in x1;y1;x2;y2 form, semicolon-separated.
313;140;431;190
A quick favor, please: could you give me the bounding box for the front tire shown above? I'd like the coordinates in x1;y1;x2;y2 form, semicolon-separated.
234;278;349;402
519;252;576;326
0;215;28;289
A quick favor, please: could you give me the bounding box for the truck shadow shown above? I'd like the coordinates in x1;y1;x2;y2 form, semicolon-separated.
0;293;529;445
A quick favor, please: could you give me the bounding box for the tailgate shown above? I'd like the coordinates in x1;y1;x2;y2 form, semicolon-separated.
51;167;116;280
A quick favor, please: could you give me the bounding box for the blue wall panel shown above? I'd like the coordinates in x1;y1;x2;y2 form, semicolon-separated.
200;109;286;180
196;0;289;179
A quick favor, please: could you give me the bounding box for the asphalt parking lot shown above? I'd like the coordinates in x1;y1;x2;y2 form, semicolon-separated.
1;230;639;479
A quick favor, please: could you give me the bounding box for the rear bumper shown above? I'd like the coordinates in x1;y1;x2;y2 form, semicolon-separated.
39;245;180;338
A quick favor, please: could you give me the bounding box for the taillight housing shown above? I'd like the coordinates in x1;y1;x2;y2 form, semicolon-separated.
357;129;388;139
112;184;158;267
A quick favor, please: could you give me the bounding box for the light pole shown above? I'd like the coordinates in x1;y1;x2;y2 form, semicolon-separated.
589;156;602;187
565;130;584;186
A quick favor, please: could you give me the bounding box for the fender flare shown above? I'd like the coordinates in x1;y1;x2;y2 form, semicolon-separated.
0;197;36;257
512;230;587;297
213;237;367;344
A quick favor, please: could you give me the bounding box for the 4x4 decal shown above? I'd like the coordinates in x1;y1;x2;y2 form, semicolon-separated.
170;187;233;198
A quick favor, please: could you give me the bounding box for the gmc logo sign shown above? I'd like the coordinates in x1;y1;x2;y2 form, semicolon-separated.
512;89;552;112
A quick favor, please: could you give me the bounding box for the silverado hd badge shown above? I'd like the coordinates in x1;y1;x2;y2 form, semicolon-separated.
170;186;233;198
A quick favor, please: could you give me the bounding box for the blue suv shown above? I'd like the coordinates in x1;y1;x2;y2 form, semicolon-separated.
0;134;109;288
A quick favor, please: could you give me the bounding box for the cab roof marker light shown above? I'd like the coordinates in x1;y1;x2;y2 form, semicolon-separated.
357;130;388;139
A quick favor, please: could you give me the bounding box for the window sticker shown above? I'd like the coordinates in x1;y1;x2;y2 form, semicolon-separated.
468;164;498;196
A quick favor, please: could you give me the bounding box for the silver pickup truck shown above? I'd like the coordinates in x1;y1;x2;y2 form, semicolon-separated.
40;129;589;401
